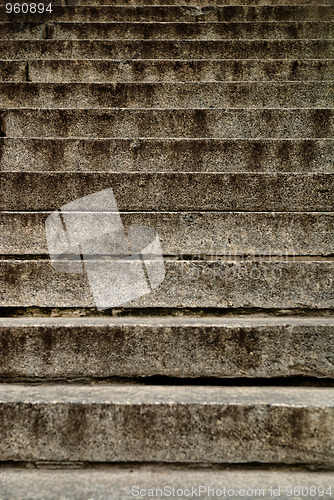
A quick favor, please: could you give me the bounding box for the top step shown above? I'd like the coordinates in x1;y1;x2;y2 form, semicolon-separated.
18;0;334;5
1;5;334;22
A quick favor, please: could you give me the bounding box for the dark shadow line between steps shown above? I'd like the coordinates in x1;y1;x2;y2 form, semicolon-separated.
0;461;332;472
1;254;334;261
0;375;333;387
1;306;334;318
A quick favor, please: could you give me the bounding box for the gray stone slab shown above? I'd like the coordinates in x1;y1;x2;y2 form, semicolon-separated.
2;21;334;40
1;468;334;500
1;138;333;172
1;82;333;108
1;211;333;256
3;108;334;139
0;467;333;500
22;59;334;83
0;5;333;22
0;40;332;60
1;173;333;211
0;316;333;379
0;384;332;463
1;259;333;308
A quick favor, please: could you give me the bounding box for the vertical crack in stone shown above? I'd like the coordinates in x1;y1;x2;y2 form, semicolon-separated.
25;61;31;82
0;112;6;138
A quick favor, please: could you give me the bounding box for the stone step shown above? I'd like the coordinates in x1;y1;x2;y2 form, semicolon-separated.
2;21;334;40
1;5;333;22
2;59;334;83
1;83;333;108
3;108;334;139
1;258;333;308
0;316;333;379
0;467;333;500
1;137;333;172
1;173;333;211
68;0;334;3
0;384;332;463
2;211;333;256
1;40;332;59
9;0;334;4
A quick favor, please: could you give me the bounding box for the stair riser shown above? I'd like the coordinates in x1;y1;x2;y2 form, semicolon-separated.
1;40;333;60
1;260;333;308
1;173;333;211
1;138;333;172
2;212;333;256
3;109;334;139
3;22;334;40
1;83;333;108
2;5;333;22
2;59;334;83
0;386;332;463
0;319;333;379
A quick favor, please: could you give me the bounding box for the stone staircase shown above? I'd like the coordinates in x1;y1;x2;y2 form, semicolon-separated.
0;0;333;497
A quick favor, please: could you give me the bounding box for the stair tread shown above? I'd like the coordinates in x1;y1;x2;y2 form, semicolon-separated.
3;108;333;139
1;258;333;309
0;383;333;403
0;467;333;500
0;315;333;379
1;172;333;210
1;5;333;22
1;211;333;256
3;21;334;41
1;137;333;172
1;82;333;109
1;40;332;60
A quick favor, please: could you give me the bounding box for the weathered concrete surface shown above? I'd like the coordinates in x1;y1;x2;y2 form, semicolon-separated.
1;40;332;60
1;211;333;256
0;468;333;500
1;173;333;212
28;0;334;4
1;5;333;22
1;259;333;308
0;316;333;379
1;82;333;108
20;59;334;83
3;108;334;139
0;61;27;82
2;22;334;40
0;385;332;463
1;138;333;172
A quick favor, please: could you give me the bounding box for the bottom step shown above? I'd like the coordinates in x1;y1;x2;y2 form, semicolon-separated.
0;467;332;500
0;385;332;465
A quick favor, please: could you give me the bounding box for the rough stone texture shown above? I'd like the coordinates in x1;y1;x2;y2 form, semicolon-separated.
0;467;333;500
1;173;333;212
1;5;333;22
1;259;333;308
1;211;333;256
4;108;334;139
1;40;333;60
0;0;333;473
1;137;333;172
22;0;334;4
2;21;334;40
0;385;332;463
1;82;333;108
0;317;333;379
21;59;334;83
